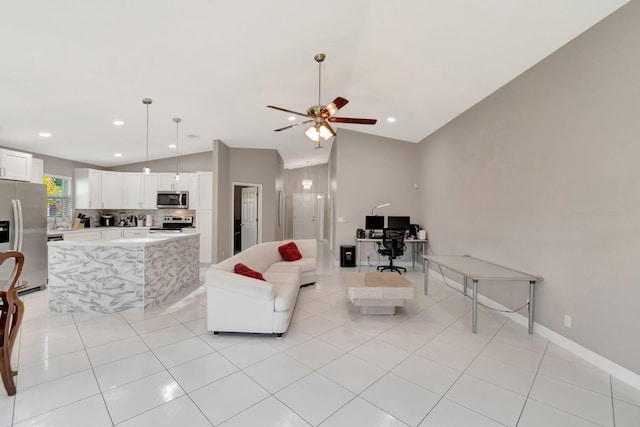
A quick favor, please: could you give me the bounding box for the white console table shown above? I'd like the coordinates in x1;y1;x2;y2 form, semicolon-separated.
423;255;541;334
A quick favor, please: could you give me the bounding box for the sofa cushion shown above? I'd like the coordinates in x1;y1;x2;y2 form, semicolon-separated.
234;263;266;281
278;241;302;261
271;257;316;273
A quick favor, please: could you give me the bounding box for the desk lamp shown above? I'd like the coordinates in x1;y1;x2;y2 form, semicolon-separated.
371;203;390;216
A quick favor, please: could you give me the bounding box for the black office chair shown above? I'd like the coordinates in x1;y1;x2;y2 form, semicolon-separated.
376;228;406;274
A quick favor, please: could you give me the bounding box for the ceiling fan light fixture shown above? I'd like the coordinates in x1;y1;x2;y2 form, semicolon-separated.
305;126;320;141
305;124;332;142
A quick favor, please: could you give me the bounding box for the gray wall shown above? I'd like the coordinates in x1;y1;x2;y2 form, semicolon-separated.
332;129;421;258
228;148;281;245
418;0;640;374
212;144;284;262
0;146;100;177
109;151;213;172
213;140;230;262
283;163;329;239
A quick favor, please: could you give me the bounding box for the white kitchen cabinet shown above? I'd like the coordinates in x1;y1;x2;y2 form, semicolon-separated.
101;171;123;209
142;173;158;209
196;209;213;263
100;229;123;240
189;174;199;210
62;230;102;241
74;168;102;209
158;172;190;192
0;148;32;181
196;171;213;210
122;228;149;238
123;173;143;209
31;158;44;183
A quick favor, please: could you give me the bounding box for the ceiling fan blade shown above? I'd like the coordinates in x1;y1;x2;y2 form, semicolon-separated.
274;120;313;132
328;117;377;125
321;97;349;117
323;122;337;137
267;105;310;117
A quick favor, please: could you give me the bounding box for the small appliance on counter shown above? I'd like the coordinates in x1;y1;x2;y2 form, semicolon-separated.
149;216;193;233
100;214;115;227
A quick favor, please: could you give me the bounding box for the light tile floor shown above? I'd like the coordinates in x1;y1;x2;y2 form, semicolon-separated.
2;243;640;426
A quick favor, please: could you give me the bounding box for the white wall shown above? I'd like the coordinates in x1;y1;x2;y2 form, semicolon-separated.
418;0;640;375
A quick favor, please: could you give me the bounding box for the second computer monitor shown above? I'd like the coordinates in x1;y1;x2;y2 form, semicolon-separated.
365;215;385;230
387;216;411;230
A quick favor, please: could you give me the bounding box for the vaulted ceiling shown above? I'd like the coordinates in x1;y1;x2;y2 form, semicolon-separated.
0;0;628;169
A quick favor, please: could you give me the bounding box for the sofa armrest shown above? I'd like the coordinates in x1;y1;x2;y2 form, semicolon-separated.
206;269;275;301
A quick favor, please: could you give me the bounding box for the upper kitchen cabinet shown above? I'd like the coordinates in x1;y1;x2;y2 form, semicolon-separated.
31;158;44;184
194;171;213;210
142;173;158;209
0;148;32;181
101;171;123;208
123;172;143;209
74;168;102;209
158;173;190;192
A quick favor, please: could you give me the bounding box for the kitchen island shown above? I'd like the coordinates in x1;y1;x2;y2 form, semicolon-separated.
47;233;199;313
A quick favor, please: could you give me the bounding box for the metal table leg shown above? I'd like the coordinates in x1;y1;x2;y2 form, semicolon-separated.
463;276;468;297
528;281;535;334
357;240;361;272
423;258;429;294
472;279;478;333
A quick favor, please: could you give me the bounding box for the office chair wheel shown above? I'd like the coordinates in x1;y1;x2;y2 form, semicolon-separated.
377;265;406;274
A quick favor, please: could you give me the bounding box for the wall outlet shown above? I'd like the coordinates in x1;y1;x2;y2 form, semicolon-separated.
564;314;572;328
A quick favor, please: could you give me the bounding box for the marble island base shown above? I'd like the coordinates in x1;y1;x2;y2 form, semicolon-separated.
48;234;199;313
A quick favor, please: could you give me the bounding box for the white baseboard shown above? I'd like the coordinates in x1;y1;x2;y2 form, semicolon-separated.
441;276;640;390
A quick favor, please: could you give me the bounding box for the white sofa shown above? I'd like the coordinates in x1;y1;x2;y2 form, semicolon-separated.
206;239;317;336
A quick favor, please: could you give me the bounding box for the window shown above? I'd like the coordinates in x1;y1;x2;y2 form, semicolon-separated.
44;175;72;219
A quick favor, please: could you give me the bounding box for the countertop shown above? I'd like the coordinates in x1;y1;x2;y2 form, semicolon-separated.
47;226;152;235
47;232;199;247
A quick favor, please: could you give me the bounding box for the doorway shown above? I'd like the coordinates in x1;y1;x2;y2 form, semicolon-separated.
232;183;261;254
292;193;324;240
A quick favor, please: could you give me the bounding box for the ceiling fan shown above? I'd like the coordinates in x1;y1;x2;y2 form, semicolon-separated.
267;53;377;148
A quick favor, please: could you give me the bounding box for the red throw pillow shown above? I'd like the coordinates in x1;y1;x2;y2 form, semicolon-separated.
278;242;302;262
234;263;266;281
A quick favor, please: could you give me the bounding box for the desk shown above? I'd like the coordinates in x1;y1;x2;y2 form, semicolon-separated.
422;255;541;334
355;238;428;272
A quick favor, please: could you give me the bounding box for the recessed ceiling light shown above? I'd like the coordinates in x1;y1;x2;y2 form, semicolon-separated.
39;132;51;137
113;120;124;126
113;153;123;157
288;116;296;121
386;117;396;123
169;144;176;149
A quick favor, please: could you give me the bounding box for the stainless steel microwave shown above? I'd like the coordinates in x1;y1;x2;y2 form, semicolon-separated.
157;191;189;209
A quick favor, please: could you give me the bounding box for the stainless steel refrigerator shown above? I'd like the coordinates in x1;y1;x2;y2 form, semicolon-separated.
0;180;47;293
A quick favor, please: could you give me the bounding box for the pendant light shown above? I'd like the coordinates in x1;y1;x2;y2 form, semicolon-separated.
173;117;181;181
142;98;152;175
302;161;312;190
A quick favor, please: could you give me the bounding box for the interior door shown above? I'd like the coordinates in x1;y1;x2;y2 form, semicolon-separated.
240;186;258;250
293;193;317;239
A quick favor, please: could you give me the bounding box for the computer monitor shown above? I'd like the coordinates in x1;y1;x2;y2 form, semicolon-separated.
365;215;384;230
388;216;411;230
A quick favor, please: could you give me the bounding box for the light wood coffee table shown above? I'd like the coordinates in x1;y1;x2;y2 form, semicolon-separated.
342;272;416;315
